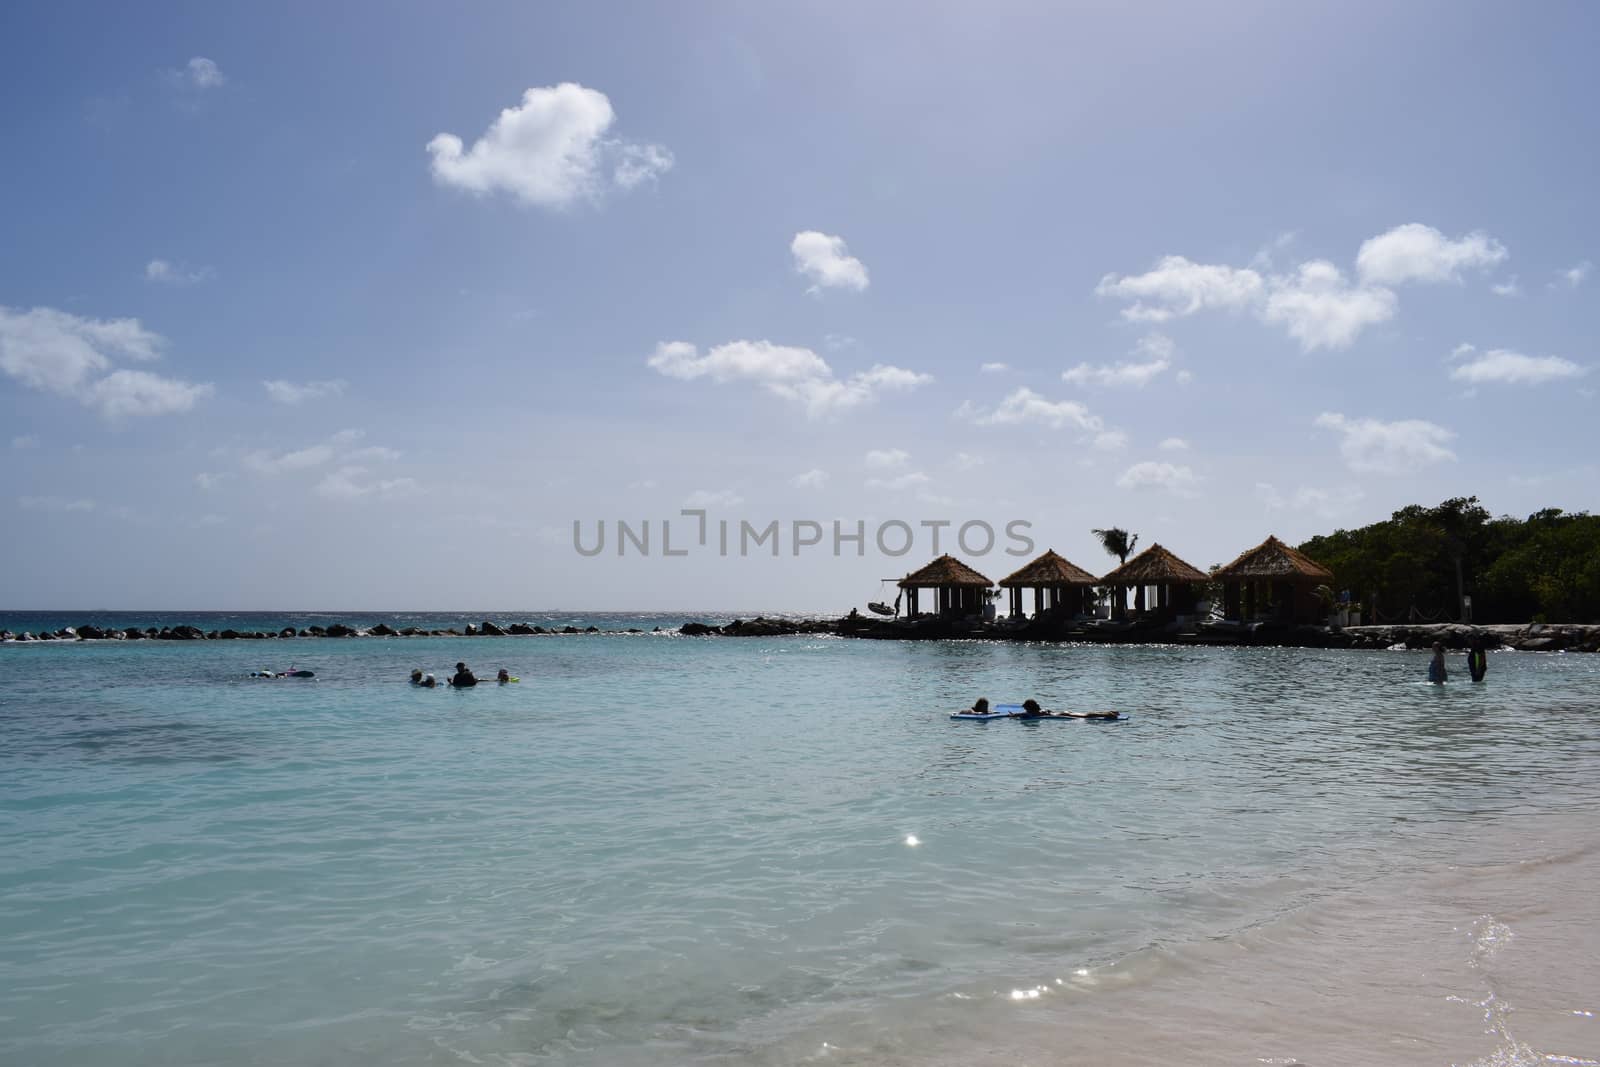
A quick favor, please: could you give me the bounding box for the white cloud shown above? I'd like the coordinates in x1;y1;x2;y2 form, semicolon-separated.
167;57;225;90
791;231;869;292
1490;276;1521;297
952;451;983;471
865;471;931;491
1261;260;1396;351
1355;223;1507;286
264;379;348;405
1095;256;1264;322
1314;412;1457;474
962;387;1102;431
1158;437;1189;451
244;443;335;475
85;370;213;417
1256;481;1366;519
345;445;401;462
648;339;930;418
314;466;419;501
427;83;671;209
979;361;1009;373
19;495;95;513
1092;430;1129;451
0;306;209;418
1449;348;1585;386
144;259;213;285
792;469;829;489
1062;357;1169;388
1559;260;1592;289
195;471;231;491
1175;370;1194;385
11;434;39;449
864;448;910;468
683;488;743;509
0;306;162;394
1115;461;1197;495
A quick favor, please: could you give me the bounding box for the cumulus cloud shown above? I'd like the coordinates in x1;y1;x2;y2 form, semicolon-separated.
864;448;909;468
1559;261;1592;289
0;306;210;418
1355;223;1507;286
1093;430;1129;451
1256;482;1366;519
170;57;225;90
144;259;213;285
244;443;335;475
1115;461;1197;495
1158;437;1189;451
1490;276;1521;297
427;83;672;209
314;466;419;501
195;471;231;491
979;361;1009;373
683;488;744;509
264;379;347;405
647;339;931;418
1314;412;1456;474
86;369;212;417
790;231;869;292
792;469;829;489
1062;357;1169;388
961;387;1102;431
1095;256;1264;322
1261;260;1397;351
1448;347;1585;386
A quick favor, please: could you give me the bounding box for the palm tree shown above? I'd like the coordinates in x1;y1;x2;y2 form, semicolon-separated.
1092;528;1138;618
1092;528;1138;565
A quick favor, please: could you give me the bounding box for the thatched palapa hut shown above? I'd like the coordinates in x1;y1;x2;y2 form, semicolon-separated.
1215;535;1334;624
1099;543;1208;621
898;554;993;618
999;549;1098;619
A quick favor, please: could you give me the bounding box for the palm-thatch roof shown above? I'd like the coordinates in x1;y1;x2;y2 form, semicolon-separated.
1100;543;1208;585
999;549;1098;588
1214;535;1334;582
898;554;994;588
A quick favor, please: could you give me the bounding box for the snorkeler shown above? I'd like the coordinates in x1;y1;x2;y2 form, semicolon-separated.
1427;642;1448;684
1467;639;1488;683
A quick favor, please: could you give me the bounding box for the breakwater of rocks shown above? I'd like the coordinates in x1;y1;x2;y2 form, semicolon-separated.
4;617;1596;651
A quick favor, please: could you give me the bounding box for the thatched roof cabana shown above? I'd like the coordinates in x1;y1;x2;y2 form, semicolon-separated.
1215;535;1334;624
898;554;993;618
999;549;1098;618
1099;543;1207;620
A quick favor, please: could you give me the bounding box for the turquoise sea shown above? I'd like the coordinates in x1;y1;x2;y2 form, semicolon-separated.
3;615;1598;1065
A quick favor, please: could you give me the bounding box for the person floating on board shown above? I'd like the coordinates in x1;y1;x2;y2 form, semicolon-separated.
496;668;512;684
1019;699;1047;718
1467;639;1488;683
450;662;478;688
1019;698;1121;720
970;697;991;715
410;669;424;685
420;673;438;688
1427;642;1448;684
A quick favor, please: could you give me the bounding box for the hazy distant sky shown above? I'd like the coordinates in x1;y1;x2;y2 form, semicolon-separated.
3;1;1596;610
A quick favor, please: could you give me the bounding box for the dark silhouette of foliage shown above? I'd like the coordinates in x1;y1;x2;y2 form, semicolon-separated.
1298;498;1600;623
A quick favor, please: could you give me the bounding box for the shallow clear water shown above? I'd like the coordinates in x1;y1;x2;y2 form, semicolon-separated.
2;630;1597;1065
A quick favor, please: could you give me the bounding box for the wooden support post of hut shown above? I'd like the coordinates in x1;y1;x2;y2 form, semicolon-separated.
998;549;1099;620
1098;543;1208;623
897;555;994;619
1214;535;1334;625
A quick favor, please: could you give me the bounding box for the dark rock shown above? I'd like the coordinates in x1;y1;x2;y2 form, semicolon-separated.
370;623;397;637
205;631;220;640
219;629;242;639
585;626;598;633
401;627;424;636
325;624;356;638
444;629;461;636
308;626;327;636
280;627;297;638
562;626;581;634
627;628;642;633
508;623;535;635
77;625;106;640
123;628;143;640
31;631;50;641
57;628;74;638
481;621;506;636
170;625;205;640
679;622;717;636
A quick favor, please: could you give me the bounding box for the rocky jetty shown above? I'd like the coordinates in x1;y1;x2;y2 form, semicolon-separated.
1339;622;1600;653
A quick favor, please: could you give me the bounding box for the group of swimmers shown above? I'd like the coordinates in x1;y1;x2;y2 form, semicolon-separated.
409;662;514;688
966;697;1121;720
1428;641;1489;684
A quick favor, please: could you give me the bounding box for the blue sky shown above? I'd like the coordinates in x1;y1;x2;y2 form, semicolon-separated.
2;1;1596;610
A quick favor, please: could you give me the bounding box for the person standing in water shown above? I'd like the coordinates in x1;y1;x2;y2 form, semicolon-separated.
450;662;478;688
1467;639;1489;683
1427;642;1448;684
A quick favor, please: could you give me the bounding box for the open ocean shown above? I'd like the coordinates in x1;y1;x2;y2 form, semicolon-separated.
2;613;1598;1065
